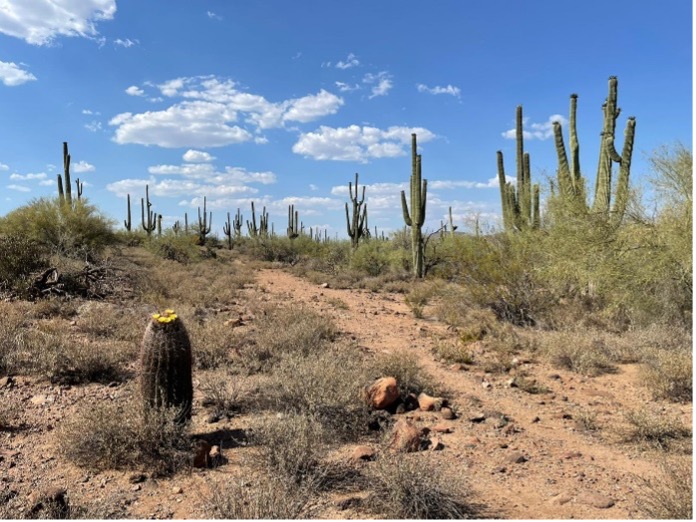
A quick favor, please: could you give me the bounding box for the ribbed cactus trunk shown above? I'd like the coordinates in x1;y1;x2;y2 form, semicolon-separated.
345;172;367;249
139;310;193;426
401;134;427;278
124;194;132;231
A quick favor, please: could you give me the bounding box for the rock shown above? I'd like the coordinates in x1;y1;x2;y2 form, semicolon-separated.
549;492;573;505
563;451;583;460
0;376;14;388
29;394;47;406
470;412;486;423
172;486;183;494
128;473;146;484
417;392;444;411
206;412;221;424
531;416;541;423
428;436;444;451
365;377;399;410
511;357;520;367
448;363;465;371
388;419;426;453
577;492;615;509
193;440;212;468
506;377;518;388
28;487;68;517
462;436;480;448
131;484;141;492
440;407;455;420
432;423;453;434
350;445;376;463
505;452;528;464
482;381;492;390
320;283;329;289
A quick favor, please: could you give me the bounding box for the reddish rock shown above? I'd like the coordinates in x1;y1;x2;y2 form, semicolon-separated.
432;423;453;434
440;407;455;420
365;377;399;410
578;492;615;509
417;392;444;411
193;440;212;468
350;445;377;463
388;419;426;453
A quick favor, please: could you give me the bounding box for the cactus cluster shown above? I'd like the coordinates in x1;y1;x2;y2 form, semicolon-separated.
552;76;636;225
246;202;269;238
401;133;427;278
345;172;368;249
139;309;193;426
287;204;299;239
497;106;541;231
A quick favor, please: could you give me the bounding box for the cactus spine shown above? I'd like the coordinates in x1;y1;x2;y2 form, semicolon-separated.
124;194;132;231
345;172;368;249
552;76;636;224
141;185;157;237
197;196;212;245
139;309;193;425
401;133;427;278
497;106;540;231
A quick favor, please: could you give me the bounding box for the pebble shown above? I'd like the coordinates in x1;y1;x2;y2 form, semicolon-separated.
171;486;183;494
440;407;455;420
577;492;615;509
505;452;528;464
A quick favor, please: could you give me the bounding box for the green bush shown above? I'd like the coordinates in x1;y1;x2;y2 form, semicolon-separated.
145;232;200;263
350;240;406;277
0;198;116;256
0;235;49;294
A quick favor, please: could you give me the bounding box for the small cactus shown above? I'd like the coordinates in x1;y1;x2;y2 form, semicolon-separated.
139;309;193;425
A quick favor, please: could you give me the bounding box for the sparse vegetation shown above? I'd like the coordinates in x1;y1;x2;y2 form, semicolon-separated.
637;456;693;519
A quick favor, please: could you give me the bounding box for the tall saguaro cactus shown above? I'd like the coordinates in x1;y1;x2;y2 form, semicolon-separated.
401;133;427;278
141;185;157;237
124;194;132;231
497;105;540;231
197;196;212;245
287;204;299;239
345;172;368;249
222;212;233;249
552;76;636;224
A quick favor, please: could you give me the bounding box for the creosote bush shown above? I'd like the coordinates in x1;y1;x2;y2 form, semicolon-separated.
637;456;692;519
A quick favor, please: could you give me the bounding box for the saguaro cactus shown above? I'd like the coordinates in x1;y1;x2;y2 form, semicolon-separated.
497;105;540;231
139;309;193;425
287;204;299;239
345;172;368;249
57;142;73;206
197;196;212;244
448;206;458;237
401;133;427;278
246;202;269;238
233;208;243;238
141;185;157;237
222;212;233;249
124;194;132;231
552;76;636;224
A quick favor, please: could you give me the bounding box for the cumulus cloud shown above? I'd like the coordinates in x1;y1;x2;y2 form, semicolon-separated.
335;81;360;92
293;125;436;162
9;172;46;180
416;83;461;97
72;161;95;173
0;60;36;86
7;184;30;192
0;163;8;171
114;38;138;48
502;114;568;140
363;71;393;99
335;53;359;69
182;149;215;163
110;76;343;147
0;0;116;45
125;85;145;96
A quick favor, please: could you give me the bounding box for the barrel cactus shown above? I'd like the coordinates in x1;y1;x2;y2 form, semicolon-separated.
139;309;193;425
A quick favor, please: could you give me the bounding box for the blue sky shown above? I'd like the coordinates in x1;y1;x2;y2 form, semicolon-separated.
0;1;692;238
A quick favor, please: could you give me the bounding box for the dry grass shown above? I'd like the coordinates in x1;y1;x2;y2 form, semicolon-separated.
199;369;251;418
207;474;317;519
58;397;191;475
637;456;692;519
537;330;618;376
404;280;445;318
622;407;692;451
641;347;692;403
365;454;475;519
373;351;443;398
432;340;475;365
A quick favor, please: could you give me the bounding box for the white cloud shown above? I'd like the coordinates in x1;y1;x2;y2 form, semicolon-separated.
335;81;360;92
0;0;117;45
293;125;436;162
7;184;30;192
0;60;36;86
114;38;138;48
502;114;568;140
110;76;344;148
84;120;102;132
430;176;509;190
335;53;359;69
416;83;461;97
125;85;145;96
0;163;8;171
9;172;46;180
72;161;95;173
39;179;54;186
309;184;318;191
363;72;393;99
182;149;215;163
82;109;100;115
207;11;222;20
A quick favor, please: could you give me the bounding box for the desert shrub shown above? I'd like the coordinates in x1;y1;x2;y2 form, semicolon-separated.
0;198;116;256
641;347;692;403
622;407;692;451
537;330;617;376
200;370;251;418
432;341;475;365
145;233;200;263
208;475;316;519
372;351;441;398
58;399;190;475
404;280;445;318
187;318;238;370
637;456;692;519
251;413;329;487
266;346;371;440
75;302;145;342
366;455;474;519
0;235;50;295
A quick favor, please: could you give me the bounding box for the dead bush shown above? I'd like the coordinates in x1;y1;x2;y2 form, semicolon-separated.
637;457;692;519
622;407;692;451
58;398;191;475
365;454;475;519
207;475;317;519
199;370;251;418
538;331;617;376
641;348;692;403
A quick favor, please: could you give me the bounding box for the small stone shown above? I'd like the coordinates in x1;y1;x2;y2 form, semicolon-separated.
448;363;465;371
350;445;376;462
577;492;615;509
206;412;221;424
29;395;47;406
417;392;444;411
549;492;573;505
131;484;141;492
440;407;455;420
506;377;518;388
563;451;583;460
505;452;528;464
171;486;183;495
432;423;453;434
128;473;147;484
462;436;480;448
429;436;444;451
320;283;329;289
549;373;562;380
511;357;520;367
0;376;13;388
531;416;541;423
482;381;492;390
388;419;426;453
469;412;486;423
